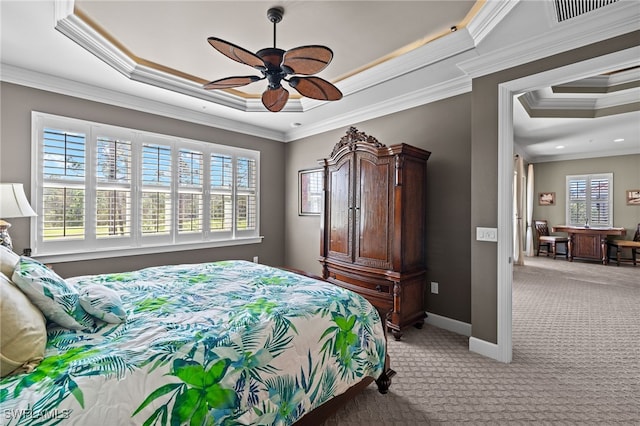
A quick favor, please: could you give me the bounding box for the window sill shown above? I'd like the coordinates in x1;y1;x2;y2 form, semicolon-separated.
32;236;264;264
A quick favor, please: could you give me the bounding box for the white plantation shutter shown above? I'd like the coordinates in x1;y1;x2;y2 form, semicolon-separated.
42;127;86;241
96;136;132;238
236;157;257;233
177;149;203;234
566;173;612;227
32;112;260;259
141;143;172;236
589;177;610;226
210;154;233;233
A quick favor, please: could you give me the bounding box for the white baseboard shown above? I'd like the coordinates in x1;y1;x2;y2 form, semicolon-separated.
469;336;500;360
425;312;507;363
425;311;472;337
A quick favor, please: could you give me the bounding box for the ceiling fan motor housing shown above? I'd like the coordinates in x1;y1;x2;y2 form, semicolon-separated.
256;48;288;89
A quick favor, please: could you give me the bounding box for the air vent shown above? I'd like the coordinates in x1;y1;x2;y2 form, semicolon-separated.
554;0;619;22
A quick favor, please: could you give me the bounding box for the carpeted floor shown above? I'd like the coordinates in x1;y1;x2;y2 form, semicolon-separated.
322;256;640;425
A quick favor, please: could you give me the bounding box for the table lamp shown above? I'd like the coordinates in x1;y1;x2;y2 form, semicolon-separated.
0;183;37;250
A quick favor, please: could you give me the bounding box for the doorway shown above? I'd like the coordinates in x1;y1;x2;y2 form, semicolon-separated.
495;46;640;363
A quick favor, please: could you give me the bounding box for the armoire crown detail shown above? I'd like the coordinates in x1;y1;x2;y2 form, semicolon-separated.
331;126;385;157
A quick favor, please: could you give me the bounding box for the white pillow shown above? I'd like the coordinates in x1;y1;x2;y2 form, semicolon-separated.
11;256;95;330
0;245;19;279
0;274;47;377
79;284;127;323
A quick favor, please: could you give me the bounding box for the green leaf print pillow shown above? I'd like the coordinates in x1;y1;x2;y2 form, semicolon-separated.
79;284;127;323
11;257;95;330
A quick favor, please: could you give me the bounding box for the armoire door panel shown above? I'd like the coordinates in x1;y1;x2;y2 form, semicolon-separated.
355;156;392;268
327;159;353;261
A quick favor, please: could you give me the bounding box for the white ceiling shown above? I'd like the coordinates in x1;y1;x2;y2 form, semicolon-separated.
1;0;639;162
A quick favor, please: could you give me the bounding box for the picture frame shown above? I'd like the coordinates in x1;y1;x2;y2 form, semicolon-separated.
298;168;323;215
538;192;555;206
626;189;640;206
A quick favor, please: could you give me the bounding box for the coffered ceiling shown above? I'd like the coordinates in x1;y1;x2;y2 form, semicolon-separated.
1;0;639;162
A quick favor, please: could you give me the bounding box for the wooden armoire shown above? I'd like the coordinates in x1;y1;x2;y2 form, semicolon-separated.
319;127;430;340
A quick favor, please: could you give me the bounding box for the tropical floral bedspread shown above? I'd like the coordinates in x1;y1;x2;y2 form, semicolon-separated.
0;260;386;425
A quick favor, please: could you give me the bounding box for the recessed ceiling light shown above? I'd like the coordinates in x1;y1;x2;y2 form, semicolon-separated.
613;138;625;142
555;145;565;149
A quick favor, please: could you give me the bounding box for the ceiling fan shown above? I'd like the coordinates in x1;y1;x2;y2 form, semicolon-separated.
203;6;343;112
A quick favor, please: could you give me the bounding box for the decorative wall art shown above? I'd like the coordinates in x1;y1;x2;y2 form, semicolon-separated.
299;168;323;215
538;192;555;206
626;189;640;205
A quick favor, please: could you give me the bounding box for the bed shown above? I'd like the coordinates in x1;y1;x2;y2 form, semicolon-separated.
0;258;392;425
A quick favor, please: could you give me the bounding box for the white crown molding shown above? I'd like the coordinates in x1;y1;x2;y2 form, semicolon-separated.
529;145;640;163
284;75;471;142
466;0;520;45
0;64;286;141
520;88;640;111
458;0;640;78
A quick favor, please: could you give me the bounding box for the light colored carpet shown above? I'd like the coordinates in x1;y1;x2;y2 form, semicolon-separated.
322;256;640;425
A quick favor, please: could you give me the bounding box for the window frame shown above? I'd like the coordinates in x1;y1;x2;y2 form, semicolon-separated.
565;173;613;228
31;112;261;263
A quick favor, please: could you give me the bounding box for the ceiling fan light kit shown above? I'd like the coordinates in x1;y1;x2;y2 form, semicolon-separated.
203;6;343;112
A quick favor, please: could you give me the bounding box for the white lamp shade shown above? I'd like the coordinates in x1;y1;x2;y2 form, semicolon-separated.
0;183;37;218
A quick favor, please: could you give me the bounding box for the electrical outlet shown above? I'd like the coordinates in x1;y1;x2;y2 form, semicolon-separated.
430;281;439;294
253;256;259;263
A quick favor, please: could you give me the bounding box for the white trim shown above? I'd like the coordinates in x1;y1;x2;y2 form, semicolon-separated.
496;84;514;363
469;336;500;360
425;311;472;337
1;64;286;142
32;236;263;264
494;46;640;364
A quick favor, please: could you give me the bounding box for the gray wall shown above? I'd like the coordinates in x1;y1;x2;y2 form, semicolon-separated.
0;83;286;277
533;155;640;235
470;31;640;344
284;94;473;324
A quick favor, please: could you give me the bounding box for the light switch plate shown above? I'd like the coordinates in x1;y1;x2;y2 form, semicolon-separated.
477;227;498;242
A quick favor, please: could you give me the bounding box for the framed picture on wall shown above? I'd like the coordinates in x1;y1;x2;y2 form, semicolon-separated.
299;168;323;215
626;189;640;205
538;192;555;206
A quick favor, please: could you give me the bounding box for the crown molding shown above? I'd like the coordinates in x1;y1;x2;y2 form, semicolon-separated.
0;64;286;141
284;75;471;142
458;1;640;78
466;0;520;45
528;145;640;163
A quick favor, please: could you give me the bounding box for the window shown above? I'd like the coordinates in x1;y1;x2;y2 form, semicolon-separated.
566;173;613;227
32;112;260;260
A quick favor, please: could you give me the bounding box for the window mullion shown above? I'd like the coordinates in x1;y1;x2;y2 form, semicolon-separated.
86;126;97;244
203;150;211;238
131;135;141;246
232;154;238;239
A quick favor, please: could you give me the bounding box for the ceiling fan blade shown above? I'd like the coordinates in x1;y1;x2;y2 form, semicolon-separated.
282;45;333;75
203;75;263;90
288;76;342;101
207;37;265;70
262;87;289;112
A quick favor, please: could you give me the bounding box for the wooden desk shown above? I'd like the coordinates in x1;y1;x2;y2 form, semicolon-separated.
552;226;626;264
